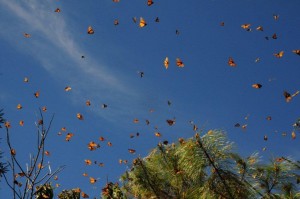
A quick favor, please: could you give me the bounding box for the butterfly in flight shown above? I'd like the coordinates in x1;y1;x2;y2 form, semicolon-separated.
252;83;262;89
147;0;154;6
176;58;184;67
228;57;236;67
139;17;147;27
274;51;284;58
164;57;169;69
87;26;94;34
54;8;61;13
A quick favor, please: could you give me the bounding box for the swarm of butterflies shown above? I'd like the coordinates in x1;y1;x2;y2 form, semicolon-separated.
7;0;300;198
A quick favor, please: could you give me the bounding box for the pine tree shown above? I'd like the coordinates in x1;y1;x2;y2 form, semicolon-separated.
120;130;300;199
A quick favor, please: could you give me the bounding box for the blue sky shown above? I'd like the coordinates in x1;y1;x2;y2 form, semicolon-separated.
1;0;300;198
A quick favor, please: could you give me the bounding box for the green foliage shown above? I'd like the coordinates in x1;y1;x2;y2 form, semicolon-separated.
101;182;127;199
121;130;300;199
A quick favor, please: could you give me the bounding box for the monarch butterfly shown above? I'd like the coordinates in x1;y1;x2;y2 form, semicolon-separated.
283;91;292;102
252;83;262;89
24;33;31;38
87;26;94;34
176;29;180;35
164;57;169;69
112;0;120;2
44;151;50;156
256;26;263;31
83;172;88;177
241;23;251;29
77;113;84;120
228;57;236;67
266;116;272;120
89;177;97;184
34;91;40;98
99;136;105;141
66;133;74;141
81;192;89;198
102;104;108;108
155;132;161;137
220;22;225;26
107;141;112;146
273;14;279;20
24;77;29;82
87;141;99;151
65;86;71;91
292;50;300;55
61;127;67;131
274;51;284;58
133;118;139;123
166;119;175;126
17;104;22;109
114;19;119;26
272;33;277;39
128;149;136;153
155;17;159;22
42;106;47;112
86;100;91;106
178;138;185;144
139;17;147;27
255;57;260;63
176;58;184;67
84;159;92;165
263;135;268;141
54;8;60;13
19;120;24;126
5;121;11;128
163;140;168;145
147;0;153;6
292;131;296;139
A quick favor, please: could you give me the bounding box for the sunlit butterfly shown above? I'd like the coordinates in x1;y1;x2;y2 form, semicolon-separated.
292;131;296;139
87;26;94;34
252;83;262;89
24;33;31;38
65;86;71;91
17;104;22;109
266;116;272;121
81;192;89;198
241;23;251;31
24;77;29;82
139;17;147;27
272;33;277;39
128;149;136;153
77;113;84;120
164;57;169;69
292;50;300;55
114;19;119;26
256;26;263;31
176;58;184;67
274;51;284;58
34;91;40;98
89;177;97;184
86;100;91;106
42;106;47;112
147;0;154;6
155;132;161;137
66;133;74;141
19;120;24;126
264;135;268;141
84;159;92;165
54;8;61;13
228;57;236;67
273;14;279;20
220;22;225;26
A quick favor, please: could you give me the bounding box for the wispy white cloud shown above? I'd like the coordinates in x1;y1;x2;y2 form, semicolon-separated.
0;0;140;121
